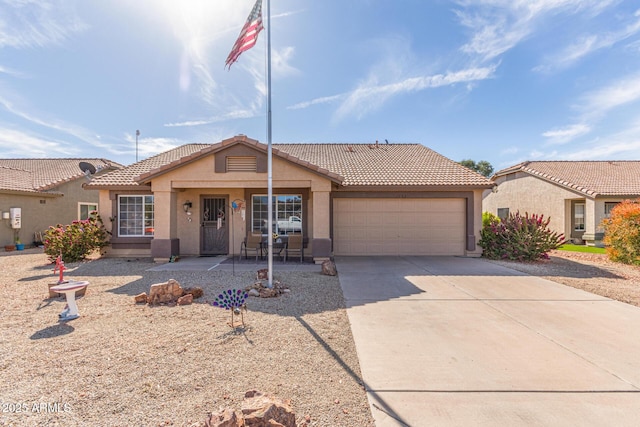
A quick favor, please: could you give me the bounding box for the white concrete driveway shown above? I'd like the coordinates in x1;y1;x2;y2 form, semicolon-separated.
336;256;640;427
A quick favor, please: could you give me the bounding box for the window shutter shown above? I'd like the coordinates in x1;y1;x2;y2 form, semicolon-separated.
226;156;257;172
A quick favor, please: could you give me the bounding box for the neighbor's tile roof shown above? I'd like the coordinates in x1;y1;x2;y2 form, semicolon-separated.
494;161;640;197
88;137;493;188
0;158;122;194
87;144;210;187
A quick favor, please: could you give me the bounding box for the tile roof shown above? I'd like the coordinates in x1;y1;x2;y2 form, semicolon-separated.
0;158;123;194
493;161;640;197
88;136;493;188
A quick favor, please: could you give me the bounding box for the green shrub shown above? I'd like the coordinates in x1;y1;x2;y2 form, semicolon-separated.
482;211;500;228
43;214;110;263
479;211;564;261
602;199;640;265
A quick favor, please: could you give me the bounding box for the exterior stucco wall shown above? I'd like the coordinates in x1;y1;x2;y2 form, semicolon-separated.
482;173;585;239
1;179;101;248
109;152;333;258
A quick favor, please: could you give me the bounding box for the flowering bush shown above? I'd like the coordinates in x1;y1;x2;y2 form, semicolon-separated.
602;199;640;265
479;211;564;261
43;214;110;262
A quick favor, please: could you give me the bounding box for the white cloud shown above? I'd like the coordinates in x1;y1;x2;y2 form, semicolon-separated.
535;10;640;72
542;123;591;144
287;94;345;110
454;0;617;63
544;72;640;145
164;110;257;127
581;73;640;118
0;0;88;49
0;94;127;155
333;65;497;121
0;127;75;157
123;133;182;158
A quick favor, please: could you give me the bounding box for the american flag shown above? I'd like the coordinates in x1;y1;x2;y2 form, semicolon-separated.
225;0;264;69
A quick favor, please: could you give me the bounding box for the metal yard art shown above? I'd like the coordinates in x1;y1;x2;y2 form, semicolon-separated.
211;289;249;327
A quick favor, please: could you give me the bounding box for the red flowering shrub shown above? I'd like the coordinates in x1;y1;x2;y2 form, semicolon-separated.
602;199;640;265
43;214;110;262
479;211;564;261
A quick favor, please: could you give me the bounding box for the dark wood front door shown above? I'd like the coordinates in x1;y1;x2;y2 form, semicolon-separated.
201;196;228;255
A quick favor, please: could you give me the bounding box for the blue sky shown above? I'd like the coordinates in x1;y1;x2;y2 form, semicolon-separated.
2;0;640;170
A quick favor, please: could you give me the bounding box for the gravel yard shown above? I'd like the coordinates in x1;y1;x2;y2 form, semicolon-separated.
488;250;640;307
0;250;374;427
2;248;639;427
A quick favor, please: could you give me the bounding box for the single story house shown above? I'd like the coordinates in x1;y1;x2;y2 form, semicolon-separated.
483;160;640;246
0;158;122;248
86;135;493;262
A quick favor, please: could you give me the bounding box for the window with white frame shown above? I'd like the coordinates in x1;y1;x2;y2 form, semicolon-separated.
118;195;154;237
604;202;619;217
251;194;302;234
78;203;98;220
574;202;585;231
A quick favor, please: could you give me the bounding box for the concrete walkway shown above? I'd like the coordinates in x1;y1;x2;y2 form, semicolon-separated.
146;255;321;272
335;256;640;427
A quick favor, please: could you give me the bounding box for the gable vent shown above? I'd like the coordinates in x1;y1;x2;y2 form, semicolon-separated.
226;156;257;172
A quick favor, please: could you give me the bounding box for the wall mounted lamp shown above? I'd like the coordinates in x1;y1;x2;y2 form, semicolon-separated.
183;201;192;213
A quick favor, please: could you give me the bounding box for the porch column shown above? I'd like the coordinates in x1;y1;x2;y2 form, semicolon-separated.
582;198;598;246
311;190;331;264
150;190;179;261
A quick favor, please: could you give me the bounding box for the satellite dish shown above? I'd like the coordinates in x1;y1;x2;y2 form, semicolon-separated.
79;161;97;175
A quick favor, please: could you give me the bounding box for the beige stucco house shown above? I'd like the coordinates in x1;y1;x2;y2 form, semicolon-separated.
0;158;122;248
483;161;640;246
86;135;493;262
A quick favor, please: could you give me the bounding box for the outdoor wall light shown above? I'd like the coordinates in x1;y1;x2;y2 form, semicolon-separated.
183;201;192;213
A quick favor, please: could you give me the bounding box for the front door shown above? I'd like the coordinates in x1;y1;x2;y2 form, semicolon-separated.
201;196;228;255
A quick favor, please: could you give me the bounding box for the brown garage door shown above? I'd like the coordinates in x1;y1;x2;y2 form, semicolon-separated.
333;198;466;256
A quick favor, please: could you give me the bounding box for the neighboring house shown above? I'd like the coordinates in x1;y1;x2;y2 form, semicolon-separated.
85;135;493;262
483;161;640;246
0;158;123;248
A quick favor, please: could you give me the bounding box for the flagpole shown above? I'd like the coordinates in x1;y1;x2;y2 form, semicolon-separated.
266;0;273;288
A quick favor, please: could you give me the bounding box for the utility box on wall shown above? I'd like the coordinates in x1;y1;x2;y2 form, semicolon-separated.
9;207;21;229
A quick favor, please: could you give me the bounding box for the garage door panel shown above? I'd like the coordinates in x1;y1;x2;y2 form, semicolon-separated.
334;198;466;256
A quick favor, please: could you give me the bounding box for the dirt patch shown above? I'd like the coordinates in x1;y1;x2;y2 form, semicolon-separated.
488;250;640;307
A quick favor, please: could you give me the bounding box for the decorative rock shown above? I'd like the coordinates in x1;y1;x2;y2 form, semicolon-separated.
241;390;296;427
256;268;268;280
177;294;193;305
245;281;290;298
183;287;204;299
321;260;337;276
205;408;242;427
147;279;184;305
134;292;148;304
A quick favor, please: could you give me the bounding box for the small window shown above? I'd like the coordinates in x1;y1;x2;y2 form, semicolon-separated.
226;156;257;172
604;202;619;217
574;203;585;231
497;208;509;220
79;203;98;220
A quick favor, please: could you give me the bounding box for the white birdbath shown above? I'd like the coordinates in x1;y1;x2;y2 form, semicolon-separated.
49;280;89;321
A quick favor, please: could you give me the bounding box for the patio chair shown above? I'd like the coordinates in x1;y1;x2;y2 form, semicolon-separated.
285;234;304;262
242;233;263;262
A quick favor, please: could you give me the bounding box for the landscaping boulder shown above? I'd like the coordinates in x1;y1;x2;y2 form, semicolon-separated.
321;260;337;276
177;294;193;305
147;279;184;305
205;408;242;427
241;390;296;427
183;286;204;299
134;292;148;304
